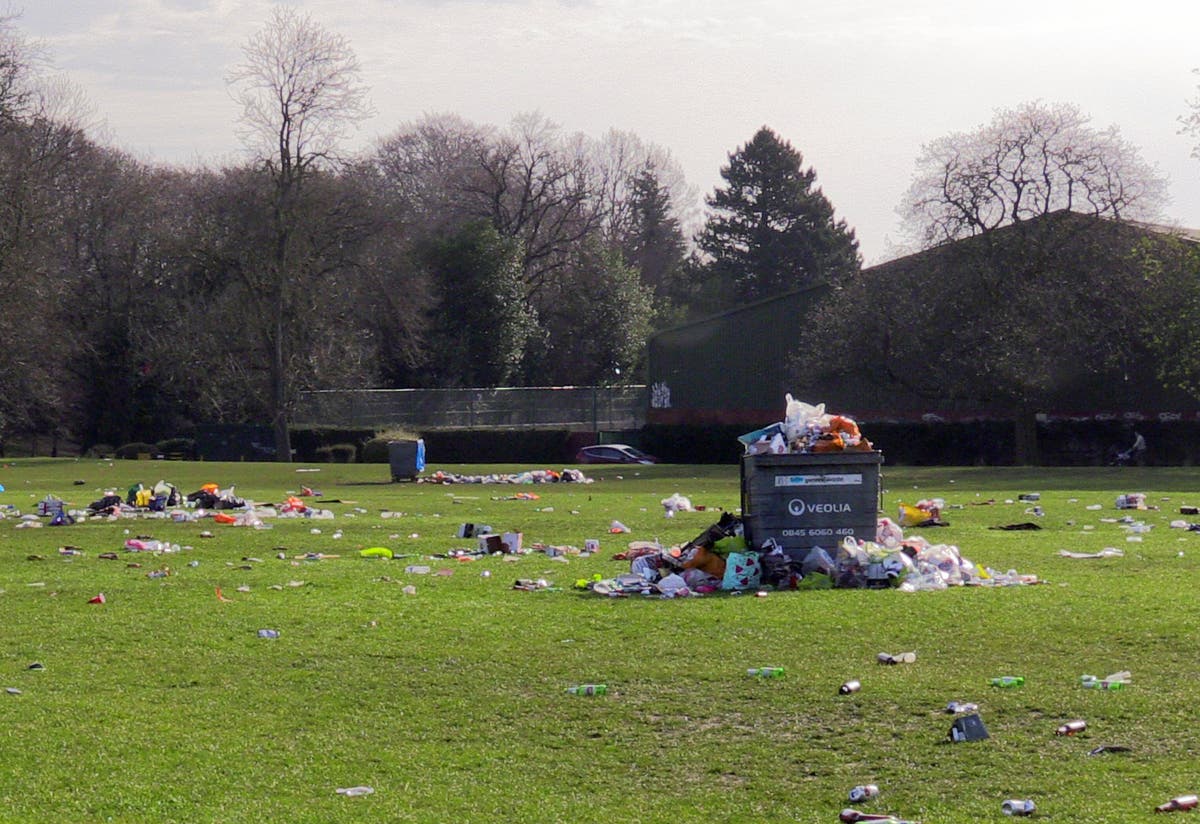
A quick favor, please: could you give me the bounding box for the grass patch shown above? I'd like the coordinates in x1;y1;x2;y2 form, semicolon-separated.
1;460;1198;821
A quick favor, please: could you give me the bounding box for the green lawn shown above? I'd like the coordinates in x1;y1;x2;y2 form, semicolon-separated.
2;458;1199;822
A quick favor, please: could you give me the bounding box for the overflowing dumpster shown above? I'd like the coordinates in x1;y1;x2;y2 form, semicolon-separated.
741;450;883;562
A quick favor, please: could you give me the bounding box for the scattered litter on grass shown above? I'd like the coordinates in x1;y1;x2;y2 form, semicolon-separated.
335;786;374;797
5;687;21;695
661;493;692;518
257;629;279;639
421;469;591;485
88;593;105;604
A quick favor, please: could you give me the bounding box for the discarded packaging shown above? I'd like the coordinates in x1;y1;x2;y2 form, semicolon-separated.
1001;799;1036;816
877;652;916;665
839;680;862;695
945;701;978;714
948;713;989;742
257;629;280;639
849;784;880;803
1087;745;1132;756
990;675;1024;688
336;786;374;797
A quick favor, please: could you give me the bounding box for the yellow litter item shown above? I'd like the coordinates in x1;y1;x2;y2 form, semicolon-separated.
359;547;393;559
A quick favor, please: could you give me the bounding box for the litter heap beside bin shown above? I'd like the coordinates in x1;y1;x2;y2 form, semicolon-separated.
741;450;882;562
388;439;426;482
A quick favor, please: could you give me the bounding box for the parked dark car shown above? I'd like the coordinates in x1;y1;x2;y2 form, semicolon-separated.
574;444;658;464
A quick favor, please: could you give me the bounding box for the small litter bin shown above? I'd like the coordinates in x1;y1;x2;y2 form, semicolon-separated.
388;439;425;482
741;450;882;561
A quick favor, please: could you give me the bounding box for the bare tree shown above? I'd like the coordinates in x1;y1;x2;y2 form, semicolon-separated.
463;112;601;295
230;6;372;176
902;101;1167;248
226;7;374;460
1181;68;1200;160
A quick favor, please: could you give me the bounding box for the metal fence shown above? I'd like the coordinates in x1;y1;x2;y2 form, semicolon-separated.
293;386;648;431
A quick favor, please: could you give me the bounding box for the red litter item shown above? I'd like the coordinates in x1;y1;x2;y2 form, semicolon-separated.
88;593;106;604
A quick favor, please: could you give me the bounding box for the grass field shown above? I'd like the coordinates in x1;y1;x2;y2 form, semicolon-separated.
2;457;1200;822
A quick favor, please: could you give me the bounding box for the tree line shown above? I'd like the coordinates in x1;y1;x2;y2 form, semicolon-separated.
2;9;1198;462
0;9;863;458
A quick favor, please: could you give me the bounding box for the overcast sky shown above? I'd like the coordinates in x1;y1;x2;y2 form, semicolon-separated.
14;0;1200;263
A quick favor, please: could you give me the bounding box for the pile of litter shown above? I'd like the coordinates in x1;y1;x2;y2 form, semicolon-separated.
582;513;1038;598
739;394;873;456
419;469;591;485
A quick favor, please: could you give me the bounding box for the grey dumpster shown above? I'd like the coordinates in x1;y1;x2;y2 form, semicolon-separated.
741;450;882;561
388;439;426;482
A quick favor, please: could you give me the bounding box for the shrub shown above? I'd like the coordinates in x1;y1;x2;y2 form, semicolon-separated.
155;437;197;459
360;438;391;463
315;443;357;463
115;442;158;459
86;443;116;459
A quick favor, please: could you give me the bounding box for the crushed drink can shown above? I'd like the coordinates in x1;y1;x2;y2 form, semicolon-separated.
839;680;862;695
1001;798;1036;816
1056;719;1087;736
848;784;879;803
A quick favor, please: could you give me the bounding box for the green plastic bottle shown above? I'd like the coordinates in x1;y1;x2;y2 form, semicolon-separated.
747;667;786;678
567;684;607;696
990;675;1025;687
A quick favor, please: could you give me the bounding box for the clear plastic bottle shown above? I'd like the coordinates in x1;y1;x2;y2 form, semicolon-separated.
839;680;861;695
1001;799;1036;816
336;786;374;797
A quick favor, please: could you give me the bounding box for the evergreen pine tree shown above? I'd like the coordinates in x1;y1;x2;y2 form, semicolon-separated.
699;126;860;303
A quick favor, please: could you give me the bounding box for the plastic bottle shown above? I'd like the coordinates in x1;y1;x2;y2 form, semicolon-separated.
1082;678;1125;691
990;675;1025;688
336;786;374;797
404;565;431;574
839;680;862;695
747;667;786;678
1056;720;1087;736
257;629;280;639
1001;799;1036;816
1156;795;1199;812
849;784;880;802
567;684;607;696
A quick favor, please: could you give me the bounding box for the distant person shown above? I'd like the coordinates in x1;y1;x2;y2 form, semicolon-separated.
1115;430;1147;466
